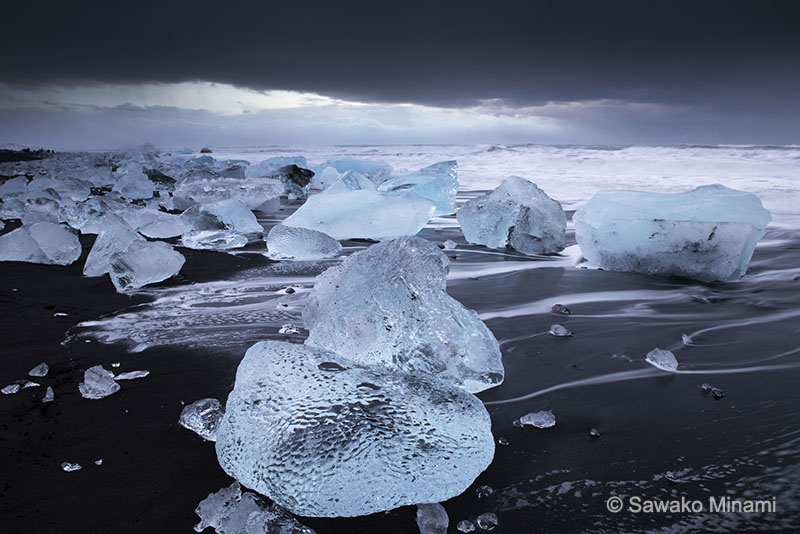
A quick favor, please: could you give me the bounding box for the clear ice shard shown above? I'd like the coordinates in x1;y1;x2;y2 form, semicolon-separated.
313;159;393;185
282;190;435;241
194;482;316;534
476;512;499;531
378;161;459;216
43;386;54;403
645;348;679;372
416;503;449;534
457;519;476;533
519;410;556;428
29;362;49;377
2;384;20;394
114;370;149;380
303;237;504;393
181;230;249;251
182;199;263;234
179;398;225;442
548;324;573;337
0;222;82;265
111;166;155;200
83;218;145;277
215;340;495;517
79;365;120;399
61;462;82;472
573;184;772;282
266;224;341;261
457;176;566;255
108;240;186;291
323;170;377;195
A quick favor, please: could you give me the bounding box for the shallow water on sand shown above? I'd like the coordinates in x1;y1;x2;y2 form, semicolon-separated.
66;192;800;532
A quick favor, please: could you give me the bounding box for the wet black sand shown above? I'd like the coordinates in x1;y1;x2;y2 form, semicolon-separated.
2;208;799;533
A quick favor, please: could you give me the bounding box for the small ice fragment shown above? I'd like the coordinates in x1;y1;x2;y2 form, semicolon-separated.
550;303;571;315
475;485;494;498
20;380;39;389
29;362;49;377
78;365;120;399
114;370;149;380
278;324;300;335
53;312;68;317
179;398;224;442
701;383;712;392
512;419;523;428
416;503;449;534
61;462;82;472
712;388;725;399
645;348;678;372
497;437;510;446
194;482;316;534
457;519;476;533
548;324;573;337
442;239;458;250
519;410;556;429
283;286;296;294
475;512;499;531
681;333;694;346
111;362;121;368
590;428;601;438
42;386;54;403
95;459;103;466
2;384;21;394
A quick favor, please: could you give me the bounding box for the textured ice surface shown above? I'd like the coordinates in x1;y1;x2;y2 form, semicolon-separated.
180;398;225;441
216;340;495;517
266;224;341;261
304;237;503;393
83;218;144;277
135;211;190;239
79;365;120;399
109;240;185;291
29;362;49;377
283;190;435;240
194;482;316;534
573;184;772;281
323;170;376;195
457;176;566;255
181;230;249;251
2;384;20;394
378;161;458;216
645;348;679;372
519;410;556;428
417;503;449;534
0;222;82;265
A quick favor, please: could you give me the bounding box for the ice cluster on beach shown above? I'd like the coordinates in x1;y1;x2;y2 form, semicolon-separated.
304;237;504;393
215;340;495;518
574;184;772;282
458;176;566;255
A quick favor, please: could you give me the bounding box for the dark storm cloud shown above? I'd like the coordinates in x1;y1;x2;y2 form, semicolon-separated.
2;0;799;111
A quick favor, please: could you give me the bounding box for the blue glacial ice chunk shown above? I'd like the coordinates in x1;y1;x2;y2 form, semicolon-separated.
194;482;316;534
181;230;249;251
304;237;503;393
266;224;341;261
79;365;120;399
245;156;308;179
417;503;449;534
83;218;145;277
112;166;155;200
0;222;82;265
109;240;185;291
215;340;495;517
573;185;772;282
29;362;49;377
0;176;29;197
323;170;376;195
313;159;393;185
173;178;283;212
457;176;566;255
182;199;263;234
282;190;435;241
378;161;458;216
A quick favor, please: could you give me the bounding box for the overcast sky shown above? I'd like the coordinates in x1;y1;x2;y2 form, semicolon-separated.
1;0;798;149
